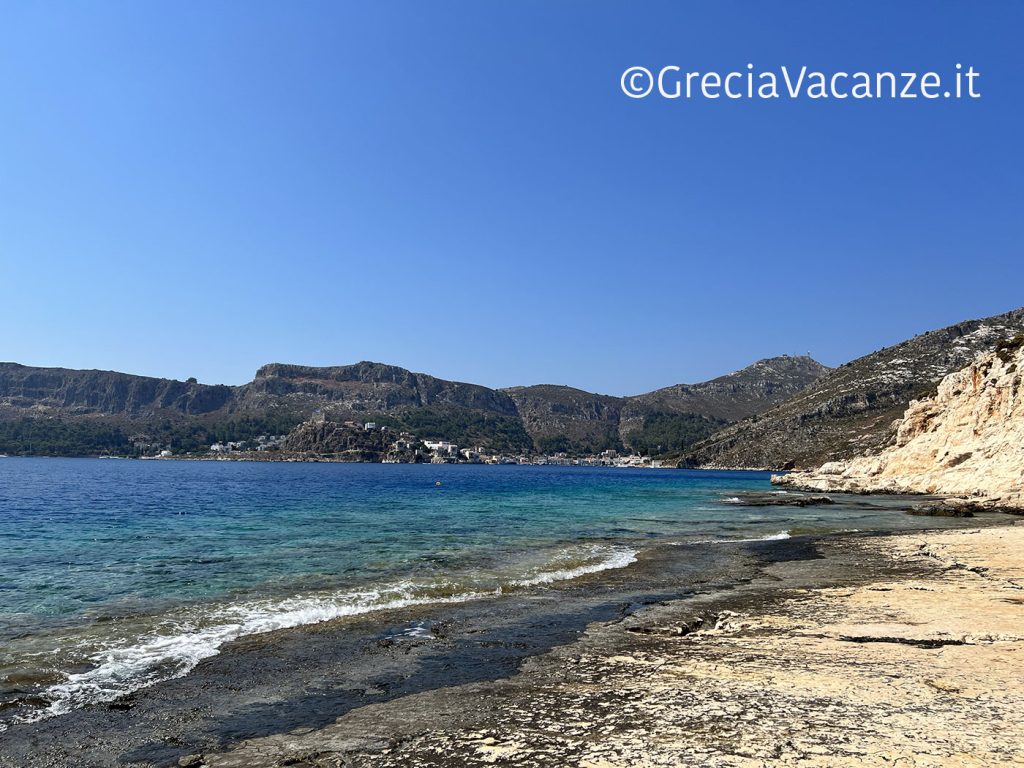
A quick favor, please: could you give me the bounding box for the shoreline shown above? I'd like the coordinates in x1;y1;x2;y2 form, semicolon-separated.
201;523;1024;768
2;521;1022;767
0;454;767;471
777;473;1024;514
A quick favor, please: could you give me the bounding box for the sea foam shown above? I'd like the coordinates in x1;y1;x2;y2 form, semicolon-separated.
22;545;638;724
684;530;793;545
511;547;637;587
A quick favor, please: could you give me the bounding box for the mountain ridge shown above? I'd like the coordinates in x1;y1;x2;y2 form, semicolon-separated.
503;355;828;454
7;304;1022;463
682;305;1024;469
0;355;828;456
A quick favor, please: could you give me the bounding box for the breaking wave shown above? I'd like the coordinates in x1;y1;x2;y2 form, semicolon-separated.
13;545;637;726
682;530;793;545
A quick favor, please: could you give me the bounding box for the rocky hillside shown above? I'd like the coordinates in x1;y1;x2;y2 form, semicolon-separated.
0;355;826;456
0;361;521;423
504;355;828;455
281;419;400;462
683;306;1024;469
774;336;1024;510
619;356;828;436
501;385;624;454
238;362;520;416
0;363;234;418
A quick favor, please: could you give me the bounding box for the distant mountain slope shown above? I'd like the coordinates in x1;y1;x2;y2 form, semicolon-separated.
0;361;532;455
684;306;1024;470
0;354;828;456
0;363;234;418
502;385;624;454
503;356;829;455
0;360;525;423
619;355;828;434
236;362;533;452
238;362;520;416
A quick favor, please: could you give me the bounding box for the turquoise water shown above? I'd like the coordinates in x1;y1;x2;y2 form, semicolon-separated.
0;458;984;727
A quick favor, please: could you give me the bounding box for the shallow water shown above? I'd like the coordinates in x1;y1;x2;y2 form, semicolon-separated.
0;458;988;728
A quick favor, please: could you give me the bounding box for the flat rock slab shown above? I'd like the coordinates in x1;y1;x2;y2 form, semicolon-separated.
201;526;1024;768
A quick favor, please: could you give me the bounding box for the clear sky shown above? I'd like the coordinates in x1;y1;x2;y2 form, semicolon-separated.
1;2;1021;395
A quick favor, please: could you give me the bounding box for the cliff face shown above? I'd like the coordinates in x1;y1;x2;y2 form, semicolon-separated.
774;338;1024;509
686;306;1024;469
239;362;520;416
0;363;234;419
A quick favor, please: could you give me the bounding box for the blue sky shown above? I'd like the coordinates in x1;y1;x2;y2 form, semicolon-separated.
1;2;1021;395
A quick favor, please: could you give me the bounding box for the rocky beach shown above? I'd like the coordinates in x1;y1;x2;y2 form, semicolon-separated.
195;524;1024;768
5;2;1022;765
2;519;1021;768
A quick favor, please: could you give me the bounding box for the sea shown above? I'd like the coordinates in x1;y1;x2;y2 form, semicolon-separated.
0;457;989;731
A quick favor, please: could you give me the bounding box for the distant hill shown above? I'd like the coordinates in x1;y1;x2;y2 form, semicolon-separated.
19;300;1023;466
0;363;235;417
683;306;1024;470
0;355;828;457
238;362;520;415
501;385;624;454
504;356;829;455
618;355;829;450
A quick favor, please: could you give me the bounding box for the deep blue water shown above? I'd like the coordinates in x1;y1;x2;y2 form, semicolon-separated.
0;457;984;727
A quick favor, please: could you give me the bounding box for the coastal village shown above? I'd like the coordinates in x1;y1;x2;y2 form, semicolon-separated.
196;416;666;468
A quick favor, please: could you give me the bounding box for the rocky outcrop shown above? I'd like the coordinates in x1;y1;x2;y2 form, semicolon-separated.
686;306;1024;469
774;337;1024;510
281;419;394;461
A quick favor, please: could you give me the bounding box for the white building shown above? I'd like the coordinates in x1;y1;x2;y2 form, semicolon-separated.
424;440;459;456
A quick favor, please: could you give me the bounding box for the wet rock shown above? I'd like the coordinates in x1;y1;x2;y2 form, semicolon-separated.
907;506;975;517
195;527;1024;768
724;492;835;507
